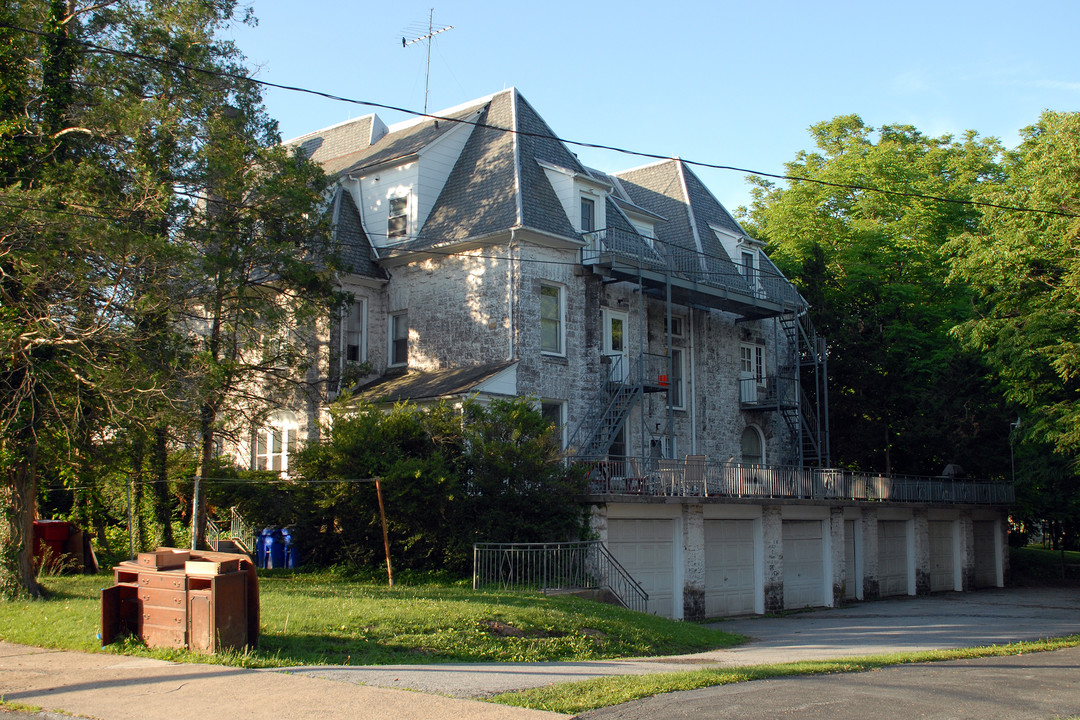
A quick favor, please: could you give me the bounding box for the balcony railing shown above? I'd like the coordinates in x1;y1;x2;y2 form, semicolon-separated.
576;457;1015;506
581;228;805;310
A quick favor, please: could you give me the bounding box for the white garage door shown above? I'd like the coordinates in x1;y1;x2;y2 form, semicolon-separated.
844;519;858;599
783;520;824;609
928;520;955;592
608;518;675;617
878;520;909;597
704;519;757;617
973;521;998;588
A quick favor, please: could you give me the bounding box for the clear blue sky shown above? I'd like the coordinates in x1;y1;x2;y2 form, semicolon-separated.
226;0;1079;212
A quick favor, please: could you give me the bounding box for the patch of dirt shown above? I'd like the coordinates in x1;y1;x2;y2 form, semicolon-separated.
483;620;526;637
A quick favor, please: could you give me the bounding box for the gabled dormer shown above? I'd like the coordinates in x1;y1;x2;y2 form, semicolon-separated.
336;106;483;248
537;160;611;237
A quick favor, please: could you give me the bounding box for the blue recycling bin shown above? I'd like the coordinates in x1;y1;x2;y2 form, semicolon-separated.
256;529;270;569
281;528;301;568
260;528;285;569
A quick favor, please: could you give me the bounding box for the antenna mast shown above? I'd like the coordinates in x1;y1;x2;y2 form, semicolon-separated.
402;9;454;115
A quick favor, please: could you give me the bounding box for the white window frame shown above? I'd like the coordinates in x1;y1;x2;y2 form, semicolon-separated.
669;348;686;410
253;411;298;474
540;282;565;356
580;196;596;234
341;299;367;366
540;399;567;449
387;195;409;239
668;315;686;338
389;311;408;366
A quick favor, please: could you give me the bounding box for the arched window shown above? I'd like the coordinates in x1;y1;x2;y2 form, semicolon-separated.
741;426;764;466
254;410;298;473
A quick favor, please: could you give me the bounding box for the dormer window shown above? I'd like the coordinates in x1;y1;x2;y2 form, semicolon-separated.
580;197;595;233
741;250;756;275
388;196;408;239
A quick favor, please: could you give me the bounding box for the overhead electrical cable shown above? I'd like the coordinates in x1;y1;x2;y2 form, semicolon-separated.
1;21;1076;220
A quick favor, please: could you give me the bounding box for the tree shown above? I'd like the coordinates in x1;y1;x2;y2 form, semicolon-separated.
741;115;1009;476
945;111;1080;549
277;398;587;574
0;0;336;597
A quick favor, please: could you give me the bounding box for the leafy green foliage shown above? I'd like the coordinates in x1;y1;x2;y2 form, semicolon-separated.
742;115;1009;475
944;111;1080;548
1;1;337;594
228;398;588;573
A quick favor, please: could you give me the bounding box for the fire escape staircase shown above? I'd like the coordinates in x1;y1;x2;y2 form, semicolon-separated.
567;354;665;457
776;310;829;467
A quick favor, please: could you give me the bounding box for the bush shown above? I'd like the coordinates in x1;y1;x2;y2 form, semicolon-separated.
232;398;587;574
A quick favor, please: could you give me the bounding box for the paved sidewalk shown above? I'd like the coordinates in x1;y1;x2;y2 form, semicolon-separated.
285;586;1080;697
0;644;560;720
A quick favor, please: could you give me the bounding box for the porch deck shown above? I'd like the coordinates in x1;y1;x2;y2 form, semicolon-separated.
578;457;1014;506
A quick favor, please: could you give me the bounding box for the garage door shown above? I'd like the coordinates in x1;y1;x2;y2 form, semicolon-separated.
704;519;757;616
608;518;675;617
972;521;998;588
878;520;909;596
783;520;824;609
928;520;955;592
843;519;858;599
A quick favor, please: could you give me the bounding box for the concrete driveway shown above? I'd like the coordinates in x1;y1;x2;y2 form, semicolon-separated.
285;586;1080;698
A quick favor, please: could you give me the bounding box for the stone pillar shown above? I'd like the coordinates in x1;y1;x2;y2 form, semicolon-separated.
830;507;846;604
763;506;784;612
913;508;931;595
682;504;705;621
999;514;1011;586
589;504;608;542
861;509;880;600
959;510;975;590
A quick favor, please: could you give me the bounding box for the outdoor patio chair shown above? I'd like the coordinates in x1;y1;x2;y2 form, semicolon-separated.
684;455;707;496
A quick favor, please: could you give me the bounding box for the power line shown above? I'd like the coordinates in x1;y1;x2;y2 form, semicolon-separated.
1;21;1076;220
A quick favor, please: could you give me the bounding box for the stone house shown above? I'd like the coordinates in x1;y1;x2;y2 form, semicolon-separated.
252;89;1012;619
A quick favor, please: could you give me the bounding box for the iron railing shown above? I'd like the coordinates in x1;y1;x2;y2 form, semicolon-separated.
581;228;805;310
206;506;256;554
577;457;1015;506
473;541;649;613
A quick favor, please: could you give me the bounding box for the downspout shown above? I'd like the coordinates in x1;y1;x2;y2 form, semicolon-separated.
507;229;516;360
689;307;698;454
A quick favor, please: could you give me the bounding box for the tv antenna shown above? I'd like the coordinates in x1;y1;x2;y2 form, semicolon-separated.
402;9;454;115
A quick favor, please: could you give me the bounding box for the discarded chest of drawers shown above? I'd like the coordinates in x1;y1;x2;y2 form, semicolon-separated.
101;548;259;652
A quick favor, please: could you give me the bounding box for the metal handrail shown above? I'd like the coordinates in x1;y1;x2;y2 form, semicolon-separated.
229;506;256;554
576;456;1015;505
473;541;648;613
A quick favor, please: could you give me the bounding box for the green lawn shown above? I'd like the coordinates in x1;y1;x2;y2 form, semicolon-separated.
0;571;742;668
1010;546;1080;583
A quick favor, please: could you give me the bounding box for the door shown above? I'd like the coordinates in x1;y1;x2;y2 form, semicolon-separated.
783;520;824;609
739;344;756;403
705;519;758;616
878;521;909;596
603;309;629;382
973;521;998;588
928;520;955;592
608;518;675;617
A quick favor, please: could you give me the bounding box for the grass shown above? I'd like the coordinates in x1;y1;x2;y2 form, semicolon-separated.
1010;546;1080;585
0;570;741;668
490;635;1080;714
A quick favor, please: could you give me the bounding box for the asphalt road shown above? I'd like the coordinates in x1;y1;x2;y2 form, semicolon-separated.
575;646;1080;720
284;587;1080;698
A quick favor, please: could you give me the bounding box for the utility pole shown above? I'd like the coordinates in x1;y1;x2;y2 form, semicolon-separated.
402;9;454;115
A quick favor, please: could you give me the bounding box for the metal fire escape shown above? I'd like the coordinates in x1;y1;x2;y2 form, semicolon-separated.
569;227;829;468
